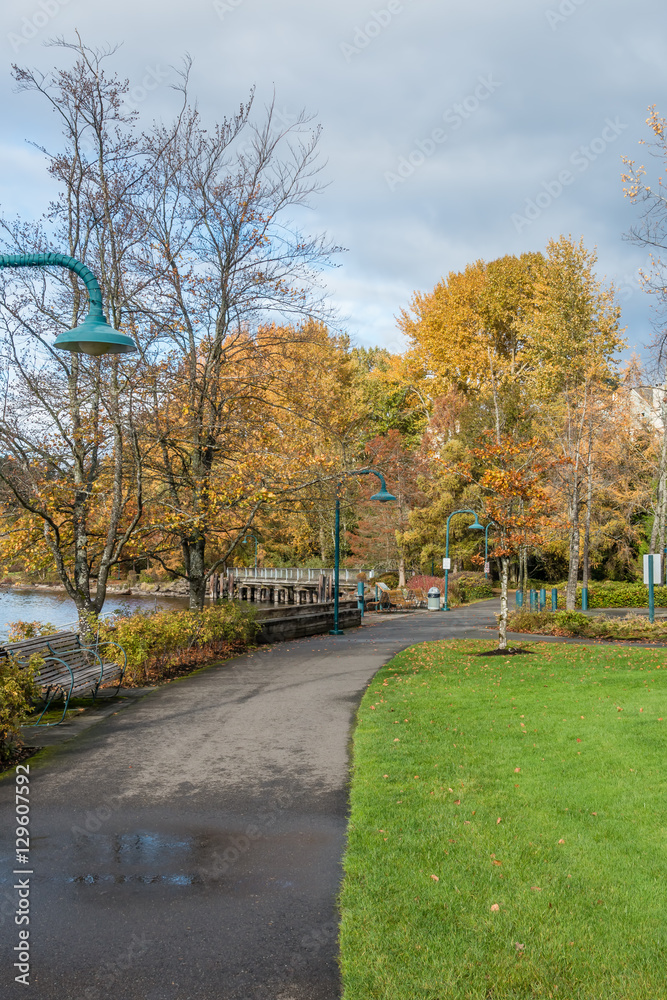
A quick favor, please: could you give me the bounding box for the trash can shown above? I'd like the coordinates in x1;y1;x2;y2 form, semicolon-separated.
427;587;441;611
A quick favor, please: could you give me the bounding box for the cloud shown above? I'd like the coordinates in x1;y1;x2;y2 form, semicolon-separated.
0;0;664;353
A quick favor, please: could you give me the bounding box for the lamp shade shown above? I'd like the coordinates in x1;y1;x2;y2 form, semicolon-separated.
468;516;485;530
370;487;397;503
53;310;136;357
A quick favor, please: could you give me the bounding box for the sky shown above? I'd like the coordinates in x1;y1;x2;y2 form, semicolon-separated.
0;0;665;358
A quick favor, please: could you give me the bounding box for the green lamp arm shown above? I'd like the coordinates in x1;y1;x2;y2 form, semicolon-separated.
0;253;105;318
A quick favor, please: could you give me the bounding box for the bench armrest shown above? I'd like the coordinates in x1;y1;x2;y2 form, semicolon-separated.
84;639;127;678
39;655;76;698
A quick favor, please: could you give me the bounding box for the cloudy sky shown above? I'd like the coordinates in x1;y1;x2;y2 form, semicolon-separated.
0;0;665;357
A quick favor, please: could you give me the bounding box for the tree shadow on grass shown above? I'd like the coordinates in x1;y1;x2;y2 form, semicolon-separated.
475;646;535;657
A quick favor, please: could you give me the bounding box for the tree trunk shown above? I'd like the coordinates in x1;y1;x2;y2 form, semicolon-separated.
398;553;406;587
582;428;594;590
565;495;580;610
185;537;208;611
498;556;509;650
521;545;528;602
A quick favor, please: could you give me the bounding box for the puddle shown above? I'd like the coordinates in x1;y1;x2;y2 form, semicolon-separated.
0;827;337;896
66;873;204;885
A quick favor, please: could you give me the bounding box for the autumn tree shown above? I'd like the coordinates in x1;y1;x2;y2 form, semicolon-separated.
436;435;555;649
397;252;544;439
521;236;625;608
128;85;341;609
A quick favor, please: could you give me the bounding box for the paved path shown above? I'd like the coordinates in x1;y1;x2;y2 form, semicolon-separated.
0;600;609;999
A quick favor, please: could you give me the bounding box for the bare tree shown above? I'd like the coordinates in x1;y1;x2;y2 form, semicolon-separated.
0;37;151;625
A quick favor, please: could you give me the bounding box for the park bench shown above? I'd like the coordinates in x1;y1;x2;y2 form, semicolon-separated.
0;630;127;726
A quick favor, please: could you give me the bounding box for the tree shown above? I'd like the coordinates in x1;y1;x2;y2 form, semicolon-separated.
0;38;148;626
426;433;554;649
132;87;340;609
0;37;341;614
397;252;544;440
521;236;625;608
622;105;667;356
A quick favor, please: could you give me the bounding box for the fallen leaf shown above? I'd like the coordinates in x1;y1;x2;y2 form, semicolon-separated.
492;859;502;866
490;903;500;911
497;817;502;824
383;774;389;778
530;886;542;891
558;838;565;844
515;942;525;951
454;799;461;805
514;767;521;773
430;874;439;881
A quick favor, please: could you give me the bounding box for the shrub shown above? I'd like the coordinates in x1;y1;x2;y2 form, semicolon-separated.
7;620;58;642
96;602;259;684
458;575;494;602
506;608;667;642
550;582;667;609
0;655;39;761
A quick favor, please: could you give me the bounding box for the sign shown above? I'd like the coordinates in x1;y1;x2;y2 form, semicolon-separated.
643;553;662;585
368;570;375;579
442;557;451;570
484;562;490;575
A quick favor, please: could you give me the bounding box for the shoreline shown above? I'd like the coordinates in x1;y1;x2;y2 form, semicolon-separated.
0;582;190;599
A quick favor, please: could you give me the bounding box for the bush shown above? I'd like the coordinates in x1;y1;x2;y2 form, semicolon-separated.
96;602;259;684
0;655;39;761
375;572;399;589
550;582;667;609
7;620;58;642
458;575;494;602
506;608;667;642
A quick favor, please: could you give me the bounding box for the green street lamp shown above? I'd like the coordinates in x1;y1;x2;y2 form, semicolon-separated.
330;468;396;635
0;253;136;356
443;508;484;611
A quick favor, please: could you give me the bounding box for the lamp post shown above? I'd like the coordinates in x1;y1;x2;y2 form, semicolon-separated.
0;253;136;356
330;468;396;635
443;509;484;610
243;532;259;571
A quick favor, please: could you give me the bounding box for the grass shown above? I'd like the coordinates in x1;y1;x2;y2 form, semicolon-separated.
339;640;667;999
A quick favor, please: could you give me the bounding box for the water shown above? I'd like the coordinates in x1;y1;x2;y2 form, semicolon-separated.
0;588;191;640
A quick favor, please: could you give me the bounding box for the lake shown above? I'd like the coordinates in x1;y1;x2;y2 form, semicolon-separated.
0;589;192;640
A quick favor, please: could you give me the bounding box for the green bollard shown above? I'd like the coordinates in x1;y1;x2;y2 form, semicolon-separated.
551;588;558;611
581;587;588;611
516;591;523;608
539;588;546;611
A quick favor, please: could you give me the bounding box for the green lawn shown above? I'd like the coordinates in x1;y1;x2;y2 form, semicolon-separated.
339;640;667;999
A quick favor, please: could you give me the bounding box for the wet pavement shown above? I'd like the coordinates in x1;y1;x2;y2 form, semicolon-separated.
0;601;546;998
